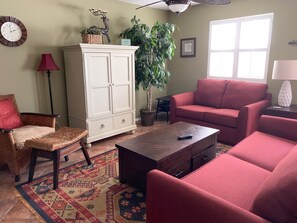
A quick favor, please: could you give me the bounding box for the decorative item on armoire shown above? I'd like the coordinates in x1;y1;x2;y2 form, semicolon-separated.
80;26;103;44
89;8;110;43
37;54;60;115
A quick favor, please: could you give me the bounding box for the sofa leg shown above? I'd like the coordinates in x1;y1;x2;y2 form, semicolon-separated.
15;175;20;182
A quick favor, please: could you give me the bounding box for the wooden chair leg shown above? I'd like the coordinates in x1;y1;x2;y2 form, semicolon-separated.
80;140;92;165
28;149;38;183
53;150;60;190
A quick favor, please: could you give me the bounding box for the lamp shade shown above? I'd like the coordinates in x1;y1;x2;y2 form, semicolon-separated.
37;54;60;71
272;60;297;80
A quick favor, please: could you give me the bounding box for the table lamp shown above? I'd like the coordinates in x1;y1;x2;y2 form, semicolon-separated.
272;60;297;107
37;54;60;115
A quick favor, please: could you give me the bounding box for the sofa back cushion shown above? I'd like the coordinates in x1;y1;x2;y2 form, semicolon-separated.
194;79;227;108
251;147;297;223
221;81;268;109
0;98;23;129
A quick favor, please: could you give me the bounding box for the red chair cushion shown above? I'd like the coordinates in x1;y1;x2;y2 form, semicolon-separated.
0;99;23;129
194;79;227;108
221;81;268;109
251;148;297;223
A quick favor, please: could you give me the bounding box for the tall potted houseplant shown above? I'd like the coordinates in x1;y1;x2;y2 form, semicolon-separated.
120;16;175;126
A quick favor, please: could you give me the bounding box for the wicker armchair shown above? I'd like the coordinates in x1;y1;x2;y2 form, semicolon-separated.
0;94;59;182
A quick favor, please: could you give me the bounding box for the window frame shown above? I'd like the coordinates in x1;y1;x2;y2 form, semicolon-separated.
207;13;274;83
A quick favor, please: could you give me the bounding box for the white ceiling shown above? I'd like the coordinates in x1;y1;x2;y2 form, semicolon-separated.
117;0;198;10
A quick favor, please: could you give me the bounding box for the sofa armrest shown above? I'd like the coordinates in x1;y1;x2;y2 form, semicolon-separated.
146;170;270;223
170;92;195;123
20;113;60;128
237;99;271;143
258;115;297;142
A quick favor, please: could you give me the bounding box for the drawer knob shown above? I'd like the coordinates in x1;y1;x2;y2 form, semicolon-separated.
174;171;184;178
101;124;105;128
122;119;126;123
202;155;208;161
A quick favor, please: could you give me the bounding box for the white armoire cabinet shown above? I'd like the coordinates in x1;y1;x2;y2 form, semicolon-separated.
62;44;138;144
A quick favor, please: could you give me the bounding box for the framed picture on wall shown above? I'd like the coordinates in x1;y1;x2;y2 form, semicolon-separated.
180;37;196;57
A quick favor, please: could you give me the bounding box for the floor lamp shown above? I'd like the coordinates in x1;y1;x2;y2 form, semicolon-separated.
37;54;60;115
272;60;297;107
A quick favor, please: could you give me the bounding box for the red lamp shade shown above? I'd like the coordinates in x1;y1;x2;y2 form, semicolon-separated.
37;54;60;71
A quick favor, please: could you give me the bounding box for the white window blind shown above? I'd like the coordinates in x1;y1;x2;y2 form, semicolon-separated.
207;13;274;83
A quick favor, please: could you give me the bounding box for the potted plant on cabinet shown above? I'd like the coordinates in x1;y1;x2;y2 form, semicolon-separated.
120;16;176;126
80;26;103;44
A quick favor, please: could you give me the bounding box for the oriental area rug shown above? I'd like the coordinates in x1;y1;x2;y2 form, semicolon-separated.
16;144;230;223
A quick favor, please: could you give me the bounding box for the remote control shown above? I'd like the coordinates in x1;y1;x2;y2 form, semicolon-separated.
178;134;193;140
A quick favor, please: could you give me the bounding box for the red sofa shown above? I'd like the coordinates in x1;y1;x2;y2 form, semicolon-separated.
170;79;271;145
146;115;297;223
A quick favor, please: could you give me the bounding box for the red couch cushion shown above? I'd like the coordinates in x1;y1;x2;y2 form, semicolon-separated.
194;79;227;108
251;148;297;223
183;154;271;210
228;131;296;171
0;98;23;129
204;109;239;128
221;81;268;109
176;105;216;121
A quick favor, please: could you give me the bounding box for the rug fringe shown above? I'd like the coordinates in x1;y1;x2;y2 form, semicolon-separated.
14;188;46;223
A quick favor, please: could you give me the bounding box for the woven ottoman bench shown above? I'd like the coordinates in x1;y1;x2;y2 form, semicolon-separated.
25;127;92;190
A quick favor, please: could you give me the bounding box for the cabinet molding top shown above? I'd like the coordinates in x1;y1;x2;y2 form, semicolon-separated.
62;44;139;51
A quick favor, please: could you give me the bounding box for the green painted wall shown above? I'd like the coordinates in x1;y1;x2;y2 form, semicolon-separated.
2;0;297;127
168;0;297;105
0;0;168;125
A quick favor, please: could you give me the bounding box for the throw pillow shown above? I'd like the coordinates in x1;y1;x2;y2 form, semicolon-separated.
0;98;23;129
251;148;297;223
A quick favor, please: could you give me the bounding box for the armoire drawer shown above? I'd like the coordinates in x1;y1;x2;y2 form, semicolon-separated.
88;118;113;136
114;113;133;129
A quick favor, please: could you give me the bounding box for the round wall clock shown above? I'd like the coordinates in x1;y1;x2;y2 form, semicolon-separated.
0;16;27;47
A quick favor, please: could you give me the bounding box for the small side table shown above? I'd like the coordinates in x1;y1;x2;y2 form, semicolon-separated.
25;127;92;190
264;105;297;119
155;95;171;122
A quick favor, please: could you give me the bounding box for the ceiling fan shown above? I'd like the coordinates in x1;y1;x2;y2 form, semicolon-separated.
136;0;231;14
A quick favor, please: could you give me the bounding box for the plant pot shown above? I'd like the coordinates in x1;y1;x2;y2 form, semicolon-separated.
81;34;103;44
140;109;155;126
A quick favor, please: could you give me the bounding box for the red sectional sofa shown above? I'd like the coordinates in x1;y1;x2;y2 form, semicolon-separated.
170;79;272;145
146;115;297;223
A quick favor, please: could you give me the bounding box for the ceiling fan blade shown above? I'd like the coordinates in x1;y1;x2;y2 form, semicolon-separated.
192;0;231;5
136;1;164;10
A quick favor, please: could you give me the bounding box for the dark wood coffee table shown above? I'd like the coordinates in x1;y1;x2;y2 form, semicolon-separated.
116;122;219;189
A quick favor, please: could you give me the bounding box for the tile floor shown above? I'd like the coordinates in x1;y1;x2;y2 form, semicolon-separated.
0;115;168;222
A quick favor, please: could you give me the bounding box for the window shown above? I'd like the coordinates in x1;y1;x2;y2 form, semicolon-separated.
207;13;274;83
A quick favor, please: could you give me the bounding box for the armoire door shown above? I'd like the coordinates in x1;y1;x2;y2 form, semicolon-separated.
85;52;112;118
111;53;133;114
